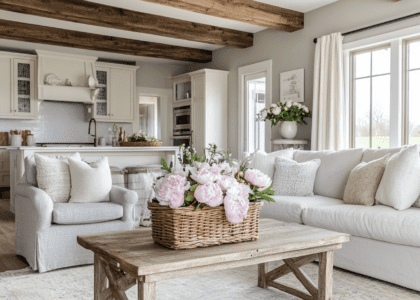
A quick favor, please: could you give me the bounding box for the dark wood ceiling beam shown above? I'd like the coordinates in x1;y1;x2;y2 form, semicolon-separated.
0;19;212;63
0;0;253;48
139;0;304;32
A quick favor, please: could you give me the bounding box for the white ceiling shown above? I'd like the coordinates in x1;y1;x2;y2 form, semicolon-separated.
255;0;340;13
0;0;339;64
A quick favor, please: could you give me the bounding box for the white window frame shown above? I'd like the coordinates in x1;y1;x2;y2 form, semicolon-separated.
344;24;420;148
402;36;420;145
238;60;272;158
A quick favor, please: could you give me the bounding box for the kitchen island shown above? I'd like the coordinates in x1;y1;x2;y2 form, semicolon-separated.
8;146;179;213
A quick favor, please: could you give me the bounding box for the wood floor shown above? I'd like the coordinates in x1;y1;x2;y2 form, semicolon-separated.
0;199;29;272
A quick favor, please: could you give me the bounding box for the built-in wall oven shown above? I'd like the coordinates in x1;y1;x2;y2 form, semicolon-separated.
173;105;191;136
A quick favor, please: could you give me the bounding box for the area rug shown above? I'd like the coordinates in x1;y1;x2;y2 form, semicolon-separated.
0;262;419;300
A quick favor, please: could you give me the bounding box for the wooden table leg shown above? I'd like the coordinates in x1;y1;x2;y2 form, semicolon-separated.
94;253;107;300
258;263;269;289
318;251;334;300
138;281;156;300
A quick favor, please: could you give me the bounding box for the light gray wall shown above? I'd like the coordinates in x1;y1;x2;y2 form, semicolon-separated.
136;62;190;89
186;0;420;156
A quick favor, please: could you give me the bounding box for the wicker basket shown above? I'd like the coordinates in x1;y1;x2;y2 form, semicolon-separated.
148;201;263;250
119;141;162;147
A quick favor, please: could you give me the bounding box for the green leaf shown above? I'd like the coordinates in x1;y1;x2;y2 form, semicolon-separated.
260;195;275;202
190;184;199;192
195;203;201;211
161;158;171;173
185;193;194;202
169;161;173;169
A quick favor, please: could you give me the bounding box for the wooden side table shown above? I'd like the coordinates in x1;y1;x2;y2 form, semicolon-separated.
272;139;308;150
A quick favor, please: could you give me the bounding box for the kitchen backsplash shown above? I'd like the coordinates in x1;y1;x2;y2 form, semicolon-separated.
0;101;132;144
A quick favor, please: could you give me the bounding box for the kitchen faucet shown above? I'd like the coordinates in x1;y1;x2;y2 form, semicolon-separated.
88;118;97;147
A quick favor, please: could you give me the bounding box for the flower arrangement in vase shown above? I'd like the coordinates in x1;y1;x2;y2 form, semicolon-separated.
258;101;312;139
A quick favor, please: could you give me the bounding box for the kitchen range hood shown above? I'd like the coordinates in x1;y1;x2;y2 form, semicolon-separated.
36;50;98;104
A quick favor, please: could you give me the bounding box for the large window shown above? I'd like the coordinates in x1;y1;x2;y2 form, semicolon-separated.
348;31;420;149
352;46;391;148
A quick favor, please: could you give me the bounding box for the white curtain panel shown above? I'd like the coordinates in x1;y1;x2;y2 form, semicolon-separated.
311;33;347;151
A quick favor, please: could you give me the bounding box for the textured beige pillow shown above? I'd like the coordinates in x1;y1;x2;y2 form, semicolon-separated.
35;152;81;203
343;154;390;206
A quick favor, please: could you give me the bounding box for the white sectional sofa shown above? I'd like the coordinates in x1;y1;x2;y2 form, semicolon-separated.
258;146;420;292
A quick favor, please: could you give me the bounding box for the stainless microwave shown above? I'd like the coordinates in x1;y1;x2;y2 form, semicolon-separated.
173;105;191;135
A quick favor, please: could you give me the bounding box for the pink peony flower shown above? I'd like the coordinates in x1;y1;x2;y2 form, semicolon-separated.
194;182;224;207
217;175;238;191
244;169;272;191
217;162;237;176
157;175;189;208
224;183;250;224
191;168;221;184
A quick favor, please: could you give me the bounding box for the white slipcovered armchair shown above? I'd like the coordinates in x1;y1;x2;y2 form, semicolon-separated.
14;159;138;273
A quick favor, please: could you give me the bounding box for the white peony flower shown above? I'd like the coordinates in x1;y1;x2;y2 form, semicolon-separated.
293;102;298;106
304;107;309;113
261;110;268;118
270;104;277;108
272;107;281;115
193;161;210;170
286;101;292;108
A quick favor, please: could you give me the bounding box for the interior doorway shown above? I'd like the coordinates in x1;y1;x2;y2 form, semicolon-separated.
139;96;158;137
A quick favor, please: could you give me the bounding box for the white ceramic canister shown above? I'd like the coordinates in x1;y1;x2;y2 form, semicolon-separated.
11;134;22;147
26;134;35;146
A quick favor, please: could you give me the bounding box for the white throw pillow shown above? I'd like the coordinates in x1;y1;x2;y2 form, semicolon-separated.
272;157;321;196
248;148;294;179
376;145;420;210
68;157;112;203
35;152;81;203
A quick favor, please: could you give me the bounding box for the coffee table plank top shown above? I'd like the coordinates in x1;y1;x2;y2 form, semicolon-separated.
78;219;350;277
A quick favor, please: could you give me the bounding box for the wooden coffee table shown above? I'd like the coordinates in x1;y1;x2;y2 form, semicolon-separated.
77;219;350;300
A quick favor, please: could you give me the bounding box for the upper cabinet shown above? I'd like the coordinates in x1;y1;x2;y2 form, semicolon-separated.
0;52;37;119
90;62;138;123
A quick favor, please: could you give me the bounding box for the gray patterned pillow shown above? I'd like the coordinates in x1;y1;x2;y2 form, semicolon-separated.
272;157;321;196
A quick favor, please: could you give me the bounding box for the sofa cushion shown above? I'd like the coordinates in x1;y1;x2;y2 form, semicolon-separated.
302;204;420;248
52;202;123;225
361;146;404;163
260;195;344;224
248;148;294;179
294;148;364;199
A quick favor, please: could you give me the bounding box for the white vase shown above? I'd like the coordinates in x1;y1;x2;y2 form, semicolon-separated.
280;121;298;139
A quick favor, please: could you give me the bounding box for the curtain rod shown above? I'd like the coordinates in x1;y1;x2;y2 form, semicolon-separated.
313;12;420;44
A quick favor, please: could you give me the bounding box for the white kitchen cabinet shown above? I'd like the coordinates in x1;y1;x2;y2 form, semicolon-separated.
190;69;228;156
0;52;37;119
91;62;138;123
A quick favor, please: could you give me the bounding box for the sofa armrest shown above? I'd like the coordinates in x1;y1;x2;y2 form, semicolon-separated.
15;183;53;232
109;185;137;223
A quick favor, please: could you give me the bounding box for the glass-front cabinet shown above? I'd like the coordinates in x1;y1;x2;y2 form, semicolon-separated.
94;67;110;120
14;59;36;118
0;52;37;119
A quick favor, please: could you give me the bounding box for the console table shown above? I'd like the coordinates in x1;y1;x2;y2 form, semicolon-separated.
272;139;308;150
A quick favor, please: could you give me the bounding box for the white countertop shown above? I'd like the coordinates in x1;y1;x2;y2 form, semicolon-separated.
7;146;179;151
